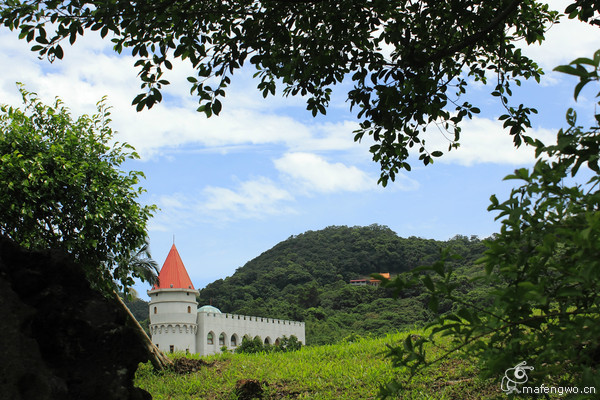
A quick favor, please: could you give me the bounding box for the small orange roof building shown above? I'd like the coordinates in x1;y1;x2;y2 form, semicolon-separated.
349;272;391;286
374;272;391;281
152;244;195;290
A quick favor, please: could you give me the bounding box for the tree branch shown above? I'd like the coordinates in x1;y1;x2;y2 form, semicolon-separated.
414;0;523;66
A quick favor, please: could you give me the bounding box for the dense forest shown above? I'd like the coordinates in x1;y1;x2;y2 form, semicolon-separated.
124;295;151;334
197;225;490;345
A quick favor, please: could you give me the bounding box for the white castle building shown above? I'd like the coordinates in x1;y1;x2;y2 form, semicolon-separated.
148;244;306;356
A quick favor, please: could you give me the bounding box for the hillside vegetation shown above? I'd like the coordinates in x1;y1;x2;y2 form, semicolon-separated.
198;225;489;345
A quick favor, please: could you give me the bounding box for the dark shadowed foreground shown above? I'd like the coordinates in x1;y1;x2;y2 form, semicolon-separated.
0;237;152;400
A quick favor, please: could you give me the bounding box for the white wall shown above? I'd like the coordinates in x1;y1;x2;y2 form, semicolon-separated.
148;288;199;353
196;312;306;356
148;288;306;356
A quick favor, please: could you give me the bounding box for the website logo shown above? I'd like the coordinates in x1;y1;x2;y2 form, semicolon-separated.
501;361;534;394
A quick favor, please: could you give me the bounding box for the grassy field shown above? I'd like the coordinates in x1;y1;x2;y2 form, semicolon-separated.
135;329;498;399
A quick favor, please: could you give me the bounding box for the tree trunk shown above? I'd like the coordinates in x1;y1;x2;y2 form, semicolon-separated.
113;291;173;371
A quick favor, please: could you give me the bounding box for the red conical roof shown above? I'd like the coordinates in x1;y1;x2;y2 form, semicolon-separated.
152;244;195;290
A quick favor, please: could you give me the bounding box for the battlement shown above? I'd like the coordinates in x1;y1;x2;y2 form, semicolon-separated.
199;311;305;327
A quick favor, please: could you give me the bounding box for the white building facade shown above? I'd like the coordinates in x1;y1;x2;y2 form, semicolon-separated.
148;245;305;356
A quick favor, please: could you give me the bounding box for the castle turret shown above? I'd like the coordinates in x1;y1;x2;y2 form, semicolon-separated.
147;244;199;353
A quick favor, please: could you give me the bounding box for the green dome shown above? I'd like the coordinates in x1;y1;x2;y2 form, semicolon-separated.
198;305;222;314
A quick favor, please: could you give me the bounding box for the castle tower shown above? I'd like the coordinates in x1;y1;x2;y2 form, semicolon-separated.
147;244;199;354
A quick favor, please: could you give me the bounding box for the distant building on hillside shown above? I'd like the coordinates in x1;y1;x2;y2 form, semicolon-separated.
349;272;391;287
147;244;305;356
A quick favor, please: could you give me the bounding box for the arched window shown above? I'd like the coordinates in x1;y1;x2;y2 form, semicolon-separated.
219;333;225;346
207;332;214;345
187;306;191;313
153;307;157;314
231;335;238;347
264;337;270;345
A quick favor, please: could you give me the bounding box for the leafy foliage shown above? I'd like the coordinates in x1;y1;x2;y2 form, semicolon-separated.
0;0;564;182
235;335;267;355
379;53;600;397
275;335;302;353
198;225;489;345
112;242;159;290
0;86;156;294
234;335;302;355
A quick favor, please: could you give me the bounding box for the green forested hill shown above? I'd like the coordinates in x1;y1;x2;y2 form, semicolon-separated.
198;225;489;345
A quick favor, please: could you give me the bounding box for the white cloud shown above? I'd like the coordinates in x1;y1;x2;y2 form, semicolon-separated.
0;30;312;157
0;29;373;163
426;116;556;166
203;177;295;219
274;152;380;193
113;106;314;159
148;178;296;230
291;120;362;152
147;193;195;232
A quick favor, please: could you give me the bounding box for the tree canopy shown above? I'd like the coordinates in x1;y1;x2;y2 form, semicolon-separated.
0;0;567;184
0;86;156;294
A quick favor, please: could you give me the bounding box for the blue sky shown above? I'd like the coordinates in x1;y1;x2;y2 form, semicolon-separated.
1;1;598;299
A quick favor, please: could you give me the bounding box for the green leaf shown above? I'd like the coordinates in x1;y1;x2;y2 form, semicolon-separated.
131;93;145;105
574;78;591;100
422;275;434;291
135;100;145;112
212;99;222;115
556;287;583;298
570;57;596;67
553;64;587;78
54;45;64;59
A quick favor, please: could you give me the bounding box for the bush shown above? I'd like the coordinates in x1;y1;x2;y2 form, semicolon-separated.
234;335;302;354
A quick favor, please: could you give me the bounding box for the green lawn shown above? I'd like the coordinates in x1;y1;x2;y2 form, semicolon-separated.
135;329;498;399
